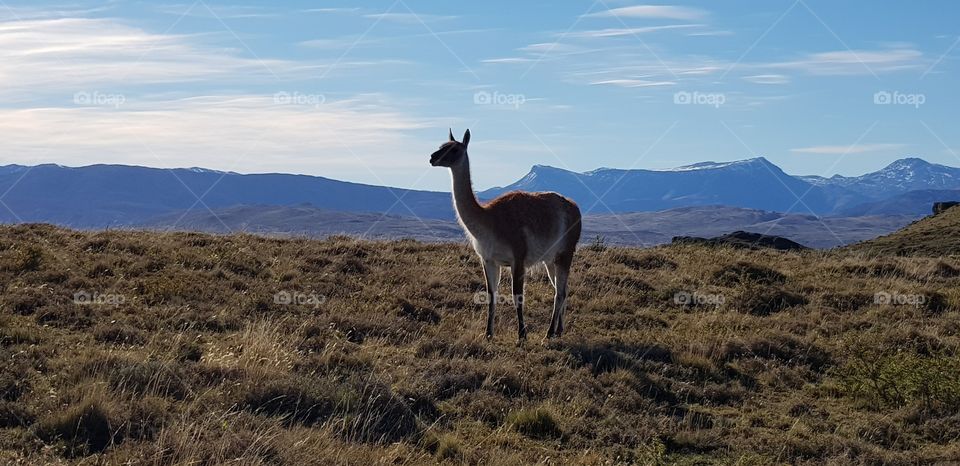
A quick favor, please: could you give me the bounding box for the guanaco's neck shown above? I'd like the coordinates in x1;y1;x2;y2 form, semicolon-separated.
449;157;485;233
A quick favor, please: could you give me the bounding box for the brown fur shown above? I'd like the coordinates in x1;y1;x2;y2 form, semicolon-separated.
482;191;581;267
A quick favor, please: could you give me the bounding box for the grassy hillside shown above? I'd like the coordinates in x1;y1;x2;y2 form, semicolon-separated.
849;206;960;257
1;224;959;464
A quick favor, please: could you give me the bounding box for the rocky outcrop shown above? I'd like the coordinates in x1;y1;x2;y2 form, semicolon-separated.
671;230;809;251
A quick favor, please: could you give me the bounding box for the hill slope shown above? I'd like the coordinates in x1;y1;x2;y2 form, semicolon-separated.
837;189;960;217
0;225;959;463
848;205;960;256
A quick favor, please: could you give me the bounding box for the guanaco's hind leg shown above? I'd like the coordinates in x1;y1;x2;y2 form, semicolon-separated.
544;261;557;289
548;259;570;338
511;263;527;341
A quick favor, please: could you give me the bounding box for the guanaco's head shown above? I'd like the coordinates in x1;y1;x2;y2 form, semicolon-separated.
430;129;471;168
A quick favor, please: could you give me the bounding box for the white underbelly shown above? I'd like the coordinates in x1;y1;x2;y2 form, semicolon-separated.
466;228;563;267
468;233;513;265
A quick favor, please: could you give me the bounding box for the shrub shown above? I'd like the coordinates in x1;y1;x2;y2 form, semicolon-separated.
176;341;203;362
35;399;118;457
608;250;677;270
340;380;418;443
395;299;440;324
587;234;607;252
125;396;170;441
0;325;43;346
240;376;337;426
713;261;786;286
2;245;44;272
2;290;46;316
506;406;562;439
435;434;463;460
0;401;34;428
738;287;807;316
839;350;960;411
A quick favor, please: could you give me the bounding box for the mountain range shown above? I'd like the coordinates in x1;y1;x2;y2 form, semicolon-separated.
481;157;960;215
0;157;958;248
0;164;452;227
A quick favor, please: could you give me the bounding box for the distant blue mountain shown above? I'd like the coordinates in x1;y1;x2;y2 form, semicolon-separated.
0;157;958;230
479;157;847;214
800;157;960;199
0;164;454;227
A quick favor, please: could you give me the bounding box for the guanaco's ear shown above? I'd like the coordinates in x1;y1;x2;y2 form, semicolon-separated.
448;128;455;142
462;129;471;148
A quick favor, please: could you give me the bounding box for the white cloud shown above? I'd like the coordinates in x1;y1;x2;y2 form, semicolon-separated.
301;8;363;14
742;74;790;84
0;16;442;185
0;17;309;95
772;48;924;75
569;24;703;38
590;79;675;88
482;57;536;64
0;95;435;180
790;143;906;155
153;4;280;19
301;29;486;50
584;5;707;21
363;13;457;23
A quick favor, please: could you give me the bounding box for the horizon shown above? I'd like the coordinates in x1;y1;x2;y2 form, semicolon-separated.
0;1;957;192
1;154;950;193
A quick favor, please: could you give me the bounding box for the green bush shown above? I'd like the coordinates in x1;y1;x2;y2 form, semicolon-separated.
839;350;960;410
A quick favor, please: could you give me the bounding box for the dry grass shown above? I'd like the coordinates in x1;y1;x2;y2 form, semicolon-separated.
0;223;959;464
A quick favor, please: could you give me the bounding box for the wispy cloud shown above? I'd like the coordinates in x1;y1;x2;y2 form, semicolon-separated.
771;48;925;75
0;16;438;184
301;7;363;14
301;29;487;50
569;24;703;38
742;74;790;84
363;13;457;23
0;18;304;93
482;57;536;64
584;5;707;21
0;95;434;178
791;143;906;154
590;79;675;88
153;4;280;19
0;17;415;98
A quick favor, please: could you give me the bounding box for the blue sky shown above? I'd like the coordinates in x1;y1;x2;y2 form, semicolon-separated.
0;1;958;191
